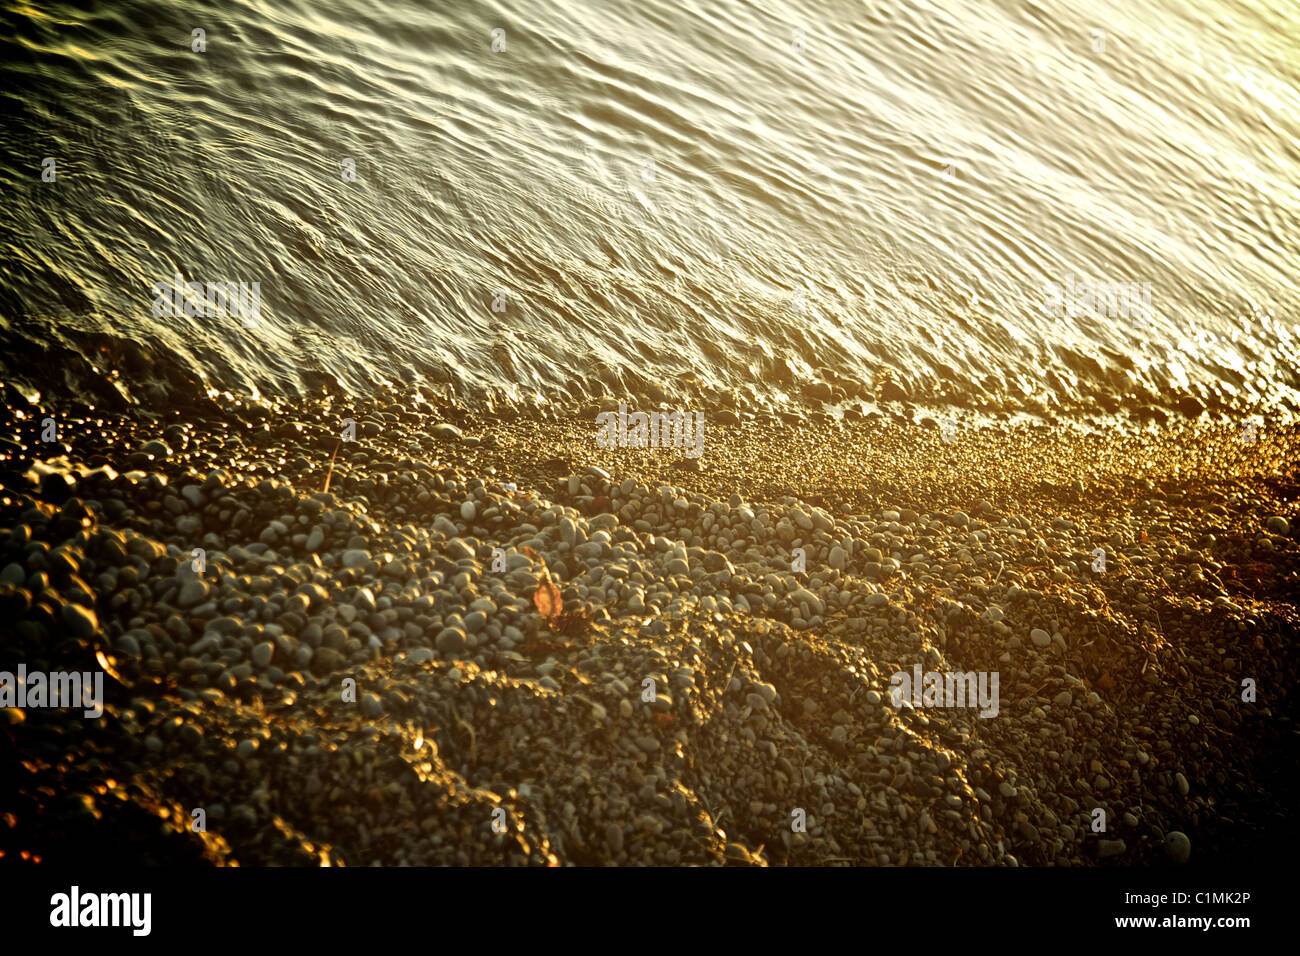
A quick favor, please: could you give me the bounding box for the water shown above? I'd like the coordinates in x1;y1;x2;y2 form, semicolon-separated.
2;0;1297;415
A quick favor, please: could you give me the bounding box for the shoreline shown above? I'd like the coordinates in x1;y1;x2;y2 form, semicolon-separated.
1;388;1296;865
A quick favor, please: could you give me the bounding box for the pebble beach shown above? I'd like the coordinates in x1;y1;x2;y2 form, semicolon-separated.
2;385;1295;866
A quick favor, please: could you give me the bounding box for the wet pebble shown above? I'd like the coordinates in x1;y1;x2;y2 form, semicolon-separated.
1165;831;1191;864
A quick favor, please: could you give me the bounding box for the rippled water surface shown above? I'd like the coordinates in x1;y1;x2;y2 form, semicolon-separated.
2;0;1297;414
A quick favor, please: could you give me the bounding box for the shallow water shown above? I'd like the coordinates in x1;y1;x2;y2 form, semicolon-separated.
1;0;1296;414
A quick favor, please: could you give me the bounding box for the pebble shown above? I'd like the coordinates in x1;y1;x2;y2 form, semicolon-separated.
436;627;466;654
312;647;346;674
61;603;98;640
446;539;475;561
1165;831;1192;864
297;583;329;607
6;391;1284;870
177;579;209;608
605;824;624;853
1098;839;1127;858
